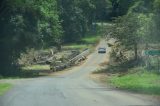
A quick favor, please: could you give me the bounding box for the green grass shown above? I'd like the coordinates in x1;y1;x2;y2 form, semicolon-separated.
0;83;12;95
109;67;160;95
63;35;101;50
63;44;89;50
82;35;101;44
22;65;50;71
21;65;50;77
0;65;50;79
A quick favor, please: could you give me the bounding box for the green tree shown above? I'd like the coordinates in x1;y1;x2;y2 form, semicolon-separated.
109;0;159;61
57;0;92;42
111;14;140;60
0;0;62;76
92;0;112;21
153;0;160;42
109;0;136;17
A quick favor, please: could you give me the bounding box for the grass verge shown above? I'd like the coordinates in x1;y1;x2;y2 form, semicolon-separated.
63;35;101;51
0;83;12;95
22;65;50;71
82;35;101;44
108;67;160;95
21;65;50;77
63;44;90;50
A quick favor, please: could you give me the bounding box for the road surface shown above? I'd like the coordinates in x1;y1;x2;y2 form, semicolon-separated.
0;40;159;106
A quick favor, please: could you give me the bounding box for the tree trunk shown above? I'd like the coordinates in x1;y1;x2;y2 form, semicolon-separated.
134;43;138;60
57;44;62;51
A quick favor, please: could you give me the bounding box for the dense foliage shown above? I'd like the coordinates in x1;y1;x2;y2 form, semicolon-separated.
0;0;62;75
108;0;160;60
0;0;160;76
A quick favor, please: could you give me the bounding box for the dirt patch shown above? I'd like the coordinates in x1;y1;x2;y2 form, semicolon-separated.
99;61;109;67
49;67;75;76
89;73;109;84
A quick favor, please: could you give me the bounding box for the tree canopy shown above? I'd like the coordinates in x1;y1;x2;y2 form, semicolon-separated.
0;0;160;76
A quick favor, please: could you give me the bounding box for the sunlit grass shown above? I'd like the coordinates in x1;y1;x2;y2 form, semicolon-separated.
63;44;89;50
0;83;12;95
109;67;160;95
82;35;101;44
22;65;50;71
63;34;101;51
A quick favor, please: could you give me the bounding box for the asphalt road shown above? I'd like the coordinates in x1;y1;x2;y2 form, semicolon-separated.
0;40;159;106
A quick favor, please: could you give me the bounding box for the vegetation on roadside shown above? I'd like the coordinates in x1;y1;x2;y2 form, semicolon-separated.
0;83;12;95
63;34;101;50
82;35;101;44
0;0;160;80
20;65;51;77
92;0;160;95
0;0;107;76
95;0;160;95
108;67;160;95
63;44;89;50
22;65;50;71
